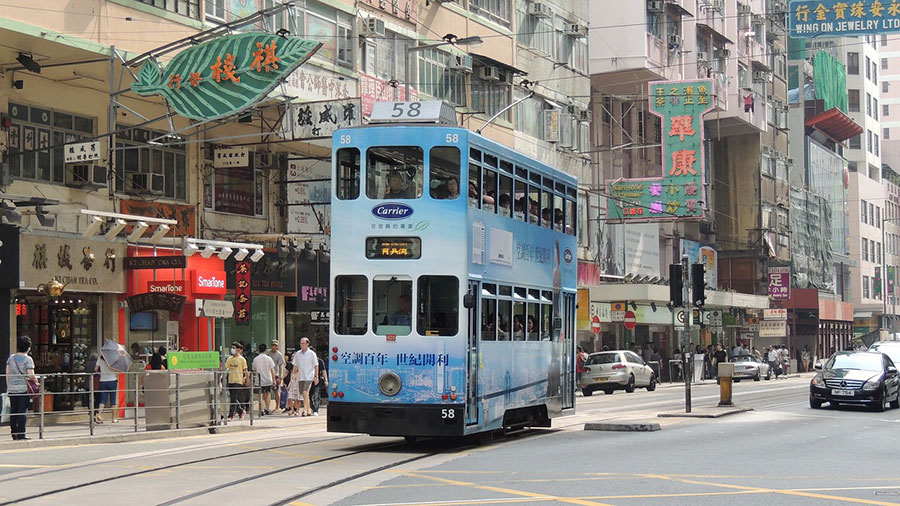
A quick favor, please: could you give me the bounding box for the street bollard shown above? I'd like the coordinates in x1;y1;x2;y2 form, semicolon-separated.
718;362;734;407
89;373;95;436
175;372;181;430
38;375;45;440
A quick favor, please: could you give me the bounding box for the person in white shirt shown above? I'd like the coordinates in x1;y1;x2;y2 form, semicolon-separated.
767;346;780;379
252;343;277;416
291;337;319;417
267;340;286;413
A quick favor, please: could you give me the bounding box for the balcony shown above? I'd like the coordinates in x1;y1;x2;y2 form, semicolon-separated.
696;0;727;39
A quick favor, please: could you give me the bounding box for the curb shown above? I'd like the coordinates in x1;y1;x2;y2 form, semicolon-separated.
0;423;258;450
584;421;661;432
657;406;753;418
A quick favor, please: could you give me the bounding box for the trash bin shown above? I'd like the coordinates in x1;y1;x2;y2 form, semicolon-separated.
144;371;173;430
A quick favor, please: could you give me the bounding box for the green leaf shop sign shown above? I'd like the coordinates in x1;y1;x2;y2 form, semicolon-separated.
132;33;321;121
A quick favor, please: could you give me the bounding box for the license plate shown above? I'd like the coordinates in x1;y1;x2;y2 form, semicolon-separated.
594;377;609;382
832;389;854;396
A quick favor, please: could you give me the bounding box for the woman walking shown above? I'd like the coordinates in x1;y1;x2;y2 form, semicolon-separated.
284;351;301;415
6;336;37;440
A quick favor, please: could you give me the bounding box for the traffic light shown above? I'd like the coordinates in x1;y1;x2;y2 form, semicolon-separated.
669;264;683;306
691;263;706;307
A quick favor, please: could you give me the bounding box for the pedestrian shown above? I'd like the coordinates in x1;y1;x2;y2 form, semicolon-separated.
767;346;780;379
95;342;120;424
284;351;300;415
268;340;285;414
713;343;728;380
751;347;761;360
6;336;37;440
252;343;276;416
224;342;249;421
85;351;100;418
673;348;683;381
576;346;588;383
801;345;811;373
781;345;791;375
159;346;168;370
146;347;166;370
309;348;328;416
732;340;743;357
291;337;319;417
642;343;653;363
705;345;715;379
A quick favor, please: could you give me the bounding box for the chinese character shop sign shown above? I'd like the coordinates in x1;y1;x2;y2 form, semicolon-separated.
607;80;714;221
789;0;900;37
768;266;790;300
131;33;321;121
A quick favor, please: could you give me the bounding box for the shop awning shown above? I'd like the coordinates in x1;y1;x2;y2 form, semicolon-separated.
805;107;863;143
471;53;528;76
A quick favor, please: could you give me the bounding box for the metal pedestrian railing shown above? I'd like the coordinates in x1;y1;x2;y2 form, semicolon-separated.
0;370;272;440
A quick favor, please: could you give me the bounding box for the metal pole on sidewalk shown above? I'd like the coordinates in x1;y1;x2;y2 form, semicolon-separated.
249;373;254;427
134;374;139;433
682;253;692;413
175;372;181;430
89;373;95;436
212;371;218;427
38;376;45;440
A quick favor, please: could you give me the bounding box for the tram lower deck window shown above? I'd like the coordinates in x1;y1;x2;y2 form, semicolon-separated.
417;276;459;336
373;278;412;335
336;148;360;200
334;275;368;335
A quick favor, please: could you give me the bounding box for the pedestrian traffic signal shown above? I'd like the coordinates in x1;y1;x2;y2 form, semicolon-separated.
691;263;705;307
669;264;683;306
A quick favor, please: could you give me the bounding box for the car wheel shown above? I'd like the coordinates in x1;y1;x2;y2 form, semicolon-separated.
624;375;636;393
603;389;614;395
809;397;823;409
647;374;657;392
734;378;740;383
581;388;593;397
754;372;761;382
890;391;900;410
873;388;888;412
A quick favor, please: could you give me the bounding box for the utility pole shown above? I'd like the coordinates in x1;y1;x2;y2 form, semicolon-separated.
682;253;691;413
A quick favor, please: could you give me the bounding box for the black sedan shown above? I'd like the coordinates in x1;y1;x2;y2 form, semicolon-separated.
809;351;900;411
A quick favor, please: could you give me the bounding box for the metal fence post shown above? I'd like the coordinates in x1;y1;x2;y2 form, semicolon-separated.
211;371;218;427
89;373;95;436
249;373;254;427
175;372;181;430
134;372;139;433
38;375;45;440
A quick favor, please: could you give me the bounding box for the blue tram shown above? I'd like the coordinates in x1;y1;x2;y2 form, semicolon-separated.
326;103;577;437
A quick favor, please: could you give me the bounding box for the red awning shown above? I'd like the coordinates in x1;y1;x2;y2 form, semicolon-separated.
805;107;863;143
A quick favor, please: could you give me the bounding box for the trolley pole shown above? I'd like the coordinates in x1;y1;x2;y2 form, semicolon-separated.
682;253;691;413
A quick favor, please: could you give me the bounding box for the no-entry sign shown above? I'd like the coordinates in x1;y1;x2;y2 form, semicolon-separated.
591;315;601;336
623;311;636;330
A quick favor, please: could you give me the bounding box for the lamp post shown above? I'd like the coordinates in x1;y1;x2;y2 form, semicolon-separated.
404;34;483;100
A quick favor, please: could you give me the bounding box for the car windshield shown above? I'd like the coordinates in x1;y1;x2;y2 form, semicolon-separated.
825;353;883;371
732;355;755;363
870;344;900;365
585;353;619;365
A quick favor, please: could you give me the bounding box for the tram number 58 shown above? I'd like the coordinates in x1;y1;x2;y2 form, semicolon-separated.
441;408;456;419
445;134;459;143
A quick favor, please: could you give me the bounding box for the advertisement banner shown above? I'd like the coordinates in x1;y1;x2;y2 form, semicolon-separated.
168;351;220;370
359;73;418;117
759;320;787;338
622;223;660;277
235;261;251;326
875;266;883;298
763;308;788;321
789;0;900;37
608;80;713;220
768;266;790;300
281;65;357;103
576;288;591;330
680;239;718;289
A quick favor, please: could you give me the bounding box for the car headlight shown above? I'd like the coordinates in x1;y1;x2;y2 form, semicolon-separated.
863;379;882;391
811;375;825;386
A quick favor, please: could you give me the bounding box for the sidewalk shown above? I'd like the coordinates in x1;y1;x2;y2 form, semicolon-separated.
0;408;326;450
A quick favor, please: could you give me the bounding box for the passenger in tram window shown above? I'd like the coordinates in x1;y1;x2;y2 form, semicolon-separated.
430;312;448;335
384;170;415;199
527;315;537;340
389;294;412;326
542;208;552;226
529;200;540;223
498;194;511;214
554;208;564;230
446;177;460;199
498;315;510;340
513;315;525;341
514;197;527;217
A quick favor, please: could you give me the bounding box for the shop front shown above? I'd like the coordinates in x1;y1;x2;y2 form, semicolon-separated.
14;234;126;409
222;251;297;360
124;247;226;355
286;254;329;354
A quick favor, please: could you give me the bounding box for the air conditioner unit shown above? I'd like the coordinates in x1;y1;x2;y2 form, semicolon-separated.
752;14;765;25
578;109;591;121
753;70;769;82
715;48;731;58
130;173;165;195
740;4;751;13
528;2;552;18
711;0;723;11
66;164;108;188
478;66;500;81
566;23;588;38
448;54;473;73
647;0;665;12
360;17;386;38
668;34;682;48
566;104;577;114
697;51;709;62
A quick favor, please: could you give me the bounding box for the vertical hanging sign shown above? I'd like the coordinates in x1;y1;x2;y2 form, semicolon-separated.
607;80;714;220
889;265;895;296
235;260;251;326
875;266;883;299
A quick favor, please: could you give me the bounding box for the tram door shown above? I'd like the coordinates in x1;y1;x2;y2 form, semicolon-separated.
465;281;480;426
561;293;576;410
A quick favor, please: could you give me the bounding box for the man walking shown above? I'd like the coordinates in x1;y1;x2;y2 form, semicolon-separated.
291;337;319;417
309;348;328;416
767;346;780;379
252;343;276;416
225;342;249;420
268;340;285;413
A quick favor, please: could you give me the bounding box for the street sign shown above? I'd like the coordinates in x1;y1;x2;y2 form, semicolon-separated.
168;351;220;370
65;141;102;163
195;299;234;318
612;311;625;322
623;311;636;330
591;315;601;336
763;308;788;320
709;309;723;326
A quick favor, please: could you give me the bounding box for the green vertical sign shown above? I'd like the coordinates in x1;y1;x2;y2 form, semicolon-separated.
875;266;883;298
608;80;714;221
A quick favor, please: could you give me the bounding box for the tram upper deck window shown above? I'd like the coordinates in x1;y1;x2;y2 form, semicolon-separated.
334;275;367;335
366;147;423;200
430;146;461;199
553;194;564;231
541;190;552;229
566;199;576;236
483;168;498;213
373;277;412;336
528;185;540;225
481;298;497;341
468;164;481;209
336;148;360;200
514;180;527;221
499;175;512;217
417;276;459;336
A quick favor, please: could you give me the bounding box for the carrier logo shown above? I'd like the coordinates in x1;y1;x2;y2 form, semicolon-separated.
564;248;573;264
372;203;414;220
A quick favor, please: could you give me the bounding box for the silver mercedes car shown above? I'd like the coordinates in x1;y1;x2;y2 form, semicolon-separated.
731;354;771;381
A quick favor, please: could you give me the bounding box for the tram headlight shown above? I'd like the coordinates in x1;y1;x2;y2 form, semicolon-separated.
378;372;402;396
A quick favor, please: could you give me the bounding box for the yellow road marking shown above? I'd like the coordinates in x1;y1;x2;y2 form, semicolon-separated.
406;472;615;506
668;476;900;506
0;464;60;468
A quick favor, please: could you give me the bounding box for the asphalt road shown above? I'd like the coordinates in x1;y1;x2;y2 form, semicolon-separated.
0;374;898;506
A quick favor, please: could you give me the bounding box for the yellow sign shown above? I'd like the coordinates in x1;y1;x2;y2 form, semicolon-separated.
576;289;590;330
611;302;626;312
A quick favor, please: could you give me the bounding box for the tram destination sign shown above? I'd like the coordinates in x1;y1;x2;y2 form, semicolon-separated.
607;80;714;221
365;237;422;259
789;0;900;37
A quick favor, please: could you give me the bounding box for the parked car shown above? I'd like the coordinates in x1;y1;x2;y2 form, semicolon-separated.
731;354;770;381
580;351;656;396
868;341;900;368
809;351;900;411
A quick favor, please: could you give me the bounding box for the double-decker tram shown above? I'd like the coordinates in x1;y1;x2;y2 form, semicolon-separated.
326;101;577;439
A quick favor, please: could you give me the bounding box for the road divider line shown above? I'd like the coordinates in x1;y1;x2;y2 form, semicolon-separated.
660;475;900;506
405;472;615;506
